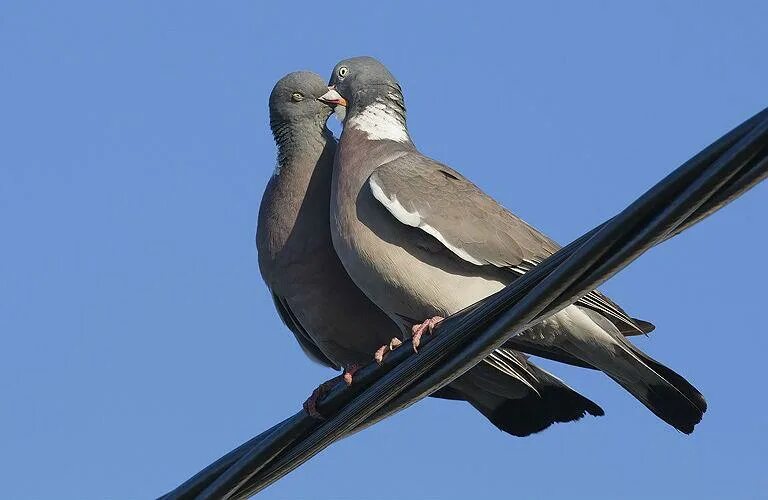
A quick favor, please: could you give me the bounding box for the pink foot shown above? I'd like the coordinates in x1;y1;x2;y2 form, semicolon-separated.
303;376;342;419
342;364;361;386
374;337;404;364
411;316;444;352
303;364;361;419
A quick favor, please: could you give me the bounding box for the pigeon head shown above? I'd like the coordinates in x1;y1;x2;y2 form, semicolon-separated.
319;56;410;143
269;71;334;137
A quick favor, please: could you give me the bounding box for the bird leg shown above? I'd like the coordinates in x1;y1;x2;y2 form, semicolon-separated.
303;364;362;419
411;316;444;352
374;337;404;364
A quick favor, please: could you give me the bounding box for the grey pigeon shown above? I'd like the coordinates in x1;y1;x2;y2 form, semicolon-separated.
257;71;605;436
320;56;707;434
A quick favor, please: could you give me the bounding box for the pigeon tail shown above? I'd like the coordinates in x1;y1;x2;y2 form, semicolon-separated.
557;307;706;434
452;358;604;437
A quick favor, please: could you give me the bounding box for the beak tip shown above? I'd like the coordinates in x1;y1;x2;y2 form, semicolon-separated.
318;87;347;107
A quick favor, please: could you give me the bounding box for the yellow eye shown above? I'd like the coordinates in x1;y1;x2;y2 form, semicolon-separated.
337;66;349;78
291;92;304;102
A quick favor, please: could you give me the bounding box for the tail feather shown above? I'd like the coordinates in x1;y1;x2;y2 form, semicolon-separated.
611;340;706;434
636;348;707;413
561;307;706;434
622;317;655;336
451;353;603;437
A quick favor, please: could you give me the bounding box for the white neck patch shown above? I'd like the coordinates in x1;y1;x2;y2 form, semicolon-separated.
347;100;409;143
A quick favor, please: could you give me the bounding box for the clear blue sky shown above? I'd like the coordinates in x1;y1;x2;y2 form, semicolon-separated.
1;2;766;499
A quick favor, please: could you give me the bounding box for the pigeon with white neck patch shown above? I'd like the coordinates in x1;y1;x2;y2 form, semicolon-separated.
321;56;706;434
258;71;606;435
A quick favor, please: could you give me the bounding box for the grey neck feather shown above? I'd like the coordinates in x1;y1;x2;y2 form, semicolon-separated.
271;118;333;168
258;117;336;271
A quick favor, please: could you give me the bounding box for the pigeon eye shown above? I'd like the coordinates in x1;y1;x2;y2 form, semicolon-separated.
337;66;349;78
291;92;304;102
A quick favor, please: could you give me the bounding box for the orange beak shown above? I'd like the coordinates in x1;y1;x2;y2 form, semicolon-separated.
318;86;348;107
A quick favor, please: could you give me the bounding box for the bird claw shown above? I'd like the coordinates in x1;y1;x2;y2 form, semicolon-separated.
342;364;361;385
374;337;403;364
411;316;444;352
303;376;342;419
303;364;361;419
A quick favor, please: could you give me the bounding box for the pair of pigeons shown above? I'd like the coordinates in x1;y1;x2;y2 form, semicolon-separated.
257;56;706;436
